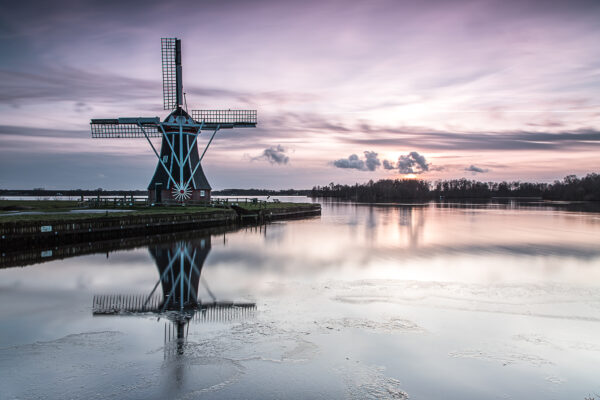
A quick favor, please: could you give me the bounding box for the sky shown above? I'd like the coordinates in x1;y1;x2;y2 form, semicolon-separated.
1;0;599;190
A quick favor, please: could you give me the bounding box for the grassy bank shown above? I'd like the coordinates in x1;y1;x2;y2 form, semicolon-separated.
0;200;80;212
0;200;316;223
0;204;215;223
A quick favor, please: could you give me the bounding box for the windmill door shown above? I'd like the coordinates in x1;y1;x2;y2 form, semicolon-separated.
155;183;162;203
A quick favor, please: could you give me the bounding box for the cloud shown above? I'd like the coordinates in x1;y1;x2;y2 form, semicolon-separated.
0;67;253;107
382;159;396;170
333;154;365;170
333;151;381;171
2;0;600;189
74;101;93;113
0;63;316;110
390;151;430;174
344;127;600;151
333;150;430;174
252;145;289;165
0;68;155;106
363;151;381;171
249;111;600;153
465;165;490;174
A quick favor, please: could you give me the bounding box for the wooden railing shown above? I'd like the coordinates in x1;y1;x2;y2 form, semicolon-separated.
79;196;271;208
211;197;267;206
81;197;148;208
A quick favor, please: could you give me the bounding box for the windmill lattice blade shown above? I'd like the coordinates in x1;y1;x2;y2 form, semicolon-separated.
161;38;178;110
93;294;162;313
93;294;256;317
91;120;161;138
191;110;257;127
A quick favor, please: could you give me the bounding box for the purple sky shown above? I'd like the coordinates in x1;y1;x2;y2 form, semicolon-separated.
1;0;600;189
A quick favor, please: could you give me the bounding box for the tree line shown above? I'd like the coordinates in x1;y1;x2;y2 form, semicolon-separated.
310;173;600;202
213;189;311;196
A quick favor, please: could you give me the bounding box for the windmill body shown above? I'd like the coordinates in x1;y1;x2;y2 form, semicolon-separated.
148;108;212;202
90;38;257;203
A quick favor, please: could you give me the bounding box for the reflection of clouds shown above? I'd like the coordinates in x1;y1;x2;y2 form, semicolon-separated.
0;250;156;292
206;250;281;269
210;232;600;278
106;251;150;264
4;201;595;295
2;200;600;399
76;274;92;290
379;243;600;260
202;202;600;289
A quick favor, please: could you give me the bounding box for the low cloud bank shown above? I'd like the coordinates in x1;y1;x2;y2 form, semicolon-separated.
394;151;429;174
334;150;429;174
333;151;380;171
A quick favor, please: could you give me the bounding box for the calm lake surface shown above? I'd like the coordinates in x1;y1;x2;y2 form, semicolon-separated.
1;197;600;399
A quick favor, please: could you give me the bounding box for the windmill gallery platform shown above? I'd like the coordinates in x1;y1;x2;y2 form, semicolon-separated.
0;199;321;251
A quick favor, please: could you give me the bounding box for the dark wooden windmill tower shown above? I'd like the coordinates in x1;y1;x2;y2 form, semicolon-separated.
90;38;257;203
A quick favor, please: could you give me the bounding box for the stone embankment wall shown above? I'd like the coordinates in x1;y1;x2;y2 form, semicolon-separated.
0;210;237;249
0;204;321;251
234;204;322;223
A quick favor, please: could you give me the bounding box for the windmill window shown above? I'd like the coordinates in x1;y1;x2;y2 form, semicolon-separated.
200;190;205;197
162;155;168;163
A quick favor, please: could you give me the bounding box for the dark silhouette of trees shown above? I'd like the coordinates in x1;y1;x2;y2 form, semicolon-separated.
543;173;600;201
311;179;430;202
212;188;311;196
310;173;600;202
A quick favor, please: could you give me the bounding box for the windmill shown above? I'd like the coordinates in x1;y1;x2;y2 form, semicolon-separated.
90;38;257;203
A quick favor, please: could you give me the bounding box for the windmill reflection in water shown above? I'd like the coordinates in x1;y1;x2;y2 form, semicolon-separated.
92;236;255;356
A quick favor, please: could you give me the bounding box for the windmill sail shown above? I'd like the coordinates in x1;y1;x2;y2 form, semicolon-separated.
90;118;161;138
161;38;182;110
191;109;257;128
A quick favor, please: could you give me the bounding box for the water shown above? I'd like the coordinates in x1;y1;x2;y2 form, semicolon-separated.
1;198;599;399
0;196;148;201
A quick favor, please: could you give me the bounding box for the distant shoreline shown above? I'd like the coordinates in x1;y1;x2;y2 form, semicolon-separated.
3;172;599;202
0;189;312;197
310;173;600;202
